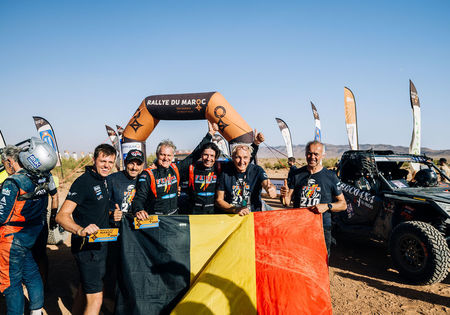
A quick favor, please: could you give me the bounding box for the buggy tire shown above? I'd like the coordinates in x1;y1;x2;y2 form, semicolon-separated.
389;221;450;285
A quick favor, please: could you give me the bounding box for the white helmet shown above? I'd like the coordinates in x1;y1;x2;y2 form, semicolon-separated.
19;137;57;173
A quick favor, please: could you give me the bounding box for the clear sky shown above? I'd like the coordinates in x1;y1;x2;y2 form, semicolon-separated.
1;1;449;155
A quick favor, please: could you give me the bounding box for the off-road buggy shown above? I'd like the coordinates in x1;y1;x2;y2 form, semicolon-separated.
334;150;450;284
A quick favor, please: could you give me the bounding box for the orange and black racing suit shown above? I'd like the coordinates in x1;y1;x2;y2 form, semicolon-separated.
0;169;49;314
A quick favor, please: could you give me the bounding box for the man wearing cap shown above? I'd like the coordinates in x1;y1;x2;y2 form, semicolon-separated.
216;143;277;215
107;149;145;215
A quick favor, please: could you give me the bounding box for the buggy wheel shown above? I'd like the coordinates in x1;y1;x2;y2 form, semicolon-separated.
389;221;450;284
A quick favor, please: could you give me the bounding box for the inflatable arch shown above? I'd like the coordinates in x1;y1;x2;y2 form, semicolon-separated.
122;92;253;162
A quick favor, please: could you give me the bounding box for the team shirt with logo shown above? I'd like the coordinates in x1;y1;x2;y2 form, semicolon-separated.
186;161;220;214
66;166;110;252
107;170;137;213
288;166;342;227
217;163;268;212
133;165;180;215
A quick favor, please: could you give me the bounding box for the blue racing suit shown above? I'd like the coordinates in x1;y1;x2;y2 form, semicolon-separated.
0;169;48;315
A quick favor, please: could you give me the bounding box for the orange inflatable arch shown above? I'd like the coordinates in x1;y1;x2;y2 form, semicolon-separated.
121;92;253;161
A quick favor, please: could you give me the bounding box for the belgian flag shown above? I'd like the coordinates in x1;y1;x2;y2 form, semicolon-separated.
115;209;332;314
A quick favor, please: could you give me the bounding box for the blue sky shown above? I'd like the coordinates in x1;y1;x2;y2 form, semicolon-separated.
1;1;449;155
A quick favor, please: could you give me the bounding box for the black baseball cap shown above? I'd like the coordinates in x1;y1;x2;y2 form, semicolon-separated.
125;149;144;164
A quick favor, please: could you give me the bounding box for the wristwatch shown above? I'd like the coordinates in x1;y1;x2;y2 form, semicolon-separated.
327;203;333;211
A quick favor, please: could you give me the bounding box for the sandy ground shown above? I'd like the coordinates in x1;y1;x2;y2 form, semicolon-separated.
1;166;449;314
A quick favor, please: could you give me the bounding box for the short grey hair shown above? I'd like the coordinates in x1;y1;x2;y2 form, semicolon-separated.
305;140;325;152
231;143;253;157
1;145;21;163
156;139;176;155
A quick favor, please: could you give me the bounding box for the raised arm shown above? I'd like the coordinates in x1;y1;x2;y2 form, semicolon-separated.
178;122;219;173
250;129;264;163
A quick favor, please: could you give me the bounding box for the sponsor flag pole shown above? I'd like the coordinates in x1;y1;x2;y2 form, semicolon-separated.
32;116;64;180
105;125;122;171
0;130;6;149
116;125;124;170
344;87;359;150
409;80;421;172
275;118;294;158
0;130;6;179
116;125;124;142
212;133;231;159
310;102;322;142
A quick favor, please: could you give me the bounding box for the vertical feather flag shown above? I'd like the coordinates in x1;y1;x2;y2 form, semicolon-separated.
116;125;124;142
105;125;122;170
0;130;6;149
0;130;7;182
344;87;359;150
409;80;421;172
275;118;294;158
311;102;322;142
212;134;231;159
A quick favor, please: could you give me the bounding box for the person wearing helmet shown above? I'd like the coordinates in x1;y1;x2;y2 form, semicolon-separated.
0;138;57;315
56;143;122;315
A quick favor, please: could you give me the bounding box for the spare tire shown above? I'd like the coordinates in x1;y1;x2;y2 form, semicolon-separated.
389;221;450;284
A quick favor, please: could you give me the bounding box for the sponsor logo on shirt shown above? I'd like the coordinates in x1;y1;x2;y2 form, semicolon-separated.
1;188;11;196
0;196;6;205
93;185;103;200
194;173;217;191
300;178;321;207
121;185;136;212
68;191;77;197
156;173;178;192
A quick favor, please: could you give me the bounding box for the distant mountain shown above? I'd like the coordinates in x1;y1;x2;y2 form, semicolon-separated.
258;144;450;159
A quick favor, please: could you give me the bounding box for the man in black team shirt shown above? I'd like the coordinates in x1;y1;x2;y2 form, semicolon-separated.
56;144;123;315
280;140;346;256
132;122;218;218
216;143;277;215
185;131;264;214
107;149;144;214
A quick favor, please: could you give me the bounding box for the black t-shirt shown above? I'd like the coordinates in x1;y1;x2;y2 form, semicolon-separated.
288;166;342;227
107;170;137;213
66;166;110;229
217;163;268;212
